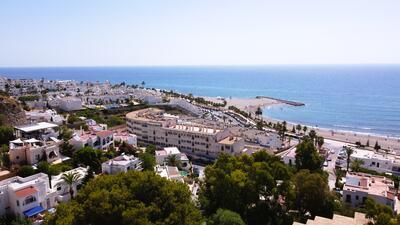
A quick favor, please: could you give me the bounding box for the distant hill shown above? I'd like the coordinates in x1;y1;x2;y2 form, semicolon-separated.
0;92;26;126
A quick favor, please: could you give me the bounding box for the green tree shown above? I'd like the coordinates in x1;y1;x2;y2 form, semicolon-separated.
308;130;317;141
139;152;155;171
344;146;354;172
59;142;74;157
145;144;157;155
59;171;82;200
374;141;381;151
291;126;296;133
166;154;182;168
316;136;324;149
0;126;15;145
73;147;103;173
37;161;60;188
17;165;36;177
296;124;302;134
255;107;263;118
59;126;73;141
0;145;11;169
45;171;202;225
208;209;245;225
294;170;335;220
350;159;364;172
365;198;398;225
303;126;308;134
200;152;293;225
0;216;33;225
295;139;323;171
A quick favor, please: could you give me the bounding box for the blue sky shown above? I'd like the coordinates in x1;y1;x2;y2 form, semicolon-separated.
1;0;400;67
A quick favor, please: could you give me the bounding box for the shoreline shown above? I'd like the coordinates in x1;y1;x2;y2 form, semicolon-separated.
260;115;400;152
204;95;400;152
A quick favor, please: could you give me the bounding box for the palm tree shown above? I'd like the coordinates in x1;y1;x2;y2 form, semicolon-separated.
166;155;182;169
351;159;364;172
344;146;354;172
255;107;263;118
296;124;302;134
303;126;308;134
60;171;82;200
316;136;324;149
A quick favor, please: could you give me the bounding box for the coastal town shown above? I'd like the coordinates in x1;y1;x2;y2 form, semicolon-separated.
1;76;400;225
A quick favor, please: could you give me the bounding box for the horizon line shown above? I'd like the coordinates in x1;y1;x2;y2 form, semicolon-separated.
1;62;400;69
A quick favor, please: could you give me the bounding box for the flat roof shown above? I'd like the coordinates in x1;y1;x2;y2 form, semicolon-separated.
218;136;242;145
15;122;58;133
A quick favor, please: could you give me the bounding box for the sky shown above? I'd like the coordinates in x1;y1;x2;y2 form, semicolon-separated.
1;0;400;67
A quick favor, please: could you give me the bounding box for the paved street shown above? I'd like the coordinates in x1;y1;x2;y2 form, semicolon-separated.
323;139;346;190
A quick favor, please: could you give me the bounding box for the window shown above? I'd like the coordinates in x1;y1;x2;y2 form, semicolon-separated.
355;195;359;200
346;195;351;203
24;195;36;205
16;200;19;207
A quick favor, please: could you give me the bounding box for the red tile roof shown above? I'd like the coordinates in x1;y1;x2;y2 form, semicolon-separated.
15;187;37;198
96;130;113;138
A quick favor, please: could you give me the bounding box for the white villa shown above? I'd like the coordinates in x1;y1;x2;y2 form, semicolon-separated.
101;154;142;175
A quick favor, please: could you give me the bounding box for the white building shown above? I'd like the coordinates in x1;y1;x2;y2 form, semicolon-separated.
155;147;191;171
69;130;114;150
14;122;59;141
58;97;82;111
126;108;245;160
0;167;87;219
9;138;61;166
51;167;87;202
101;154;142;175
257;133;282;149
0;76;8;91
342;172;398;211
114;132;137;146
293;212;369;225
281;147;297;166
25;109;65;125
155;165;184;182
349;148;400;175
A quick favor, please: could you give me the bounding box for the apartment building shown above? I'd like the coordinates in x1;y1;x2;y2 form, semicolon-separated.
126;108;245;160
101;154;142;175
349;148;400;175
342;172;398;211
9;138;61;165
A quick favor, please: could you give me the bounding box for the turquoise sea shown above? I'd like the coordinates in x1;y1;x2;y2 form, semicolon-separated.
1;65;400;137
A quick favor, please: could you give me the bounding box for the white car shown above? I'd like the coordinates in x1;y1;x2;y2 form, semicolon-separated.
323;161;328;167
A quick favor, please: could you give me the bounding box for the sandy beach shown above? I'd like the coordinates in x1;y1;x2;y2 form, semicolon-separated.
205;96;400;152
262;116;400;153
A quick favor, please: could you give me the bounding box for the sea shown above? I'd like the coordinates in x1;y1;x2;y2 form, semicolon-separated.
1;65;400;137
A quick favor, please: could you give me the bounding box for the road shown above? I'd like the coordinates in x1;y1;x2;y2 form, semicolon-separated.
323;139;346;190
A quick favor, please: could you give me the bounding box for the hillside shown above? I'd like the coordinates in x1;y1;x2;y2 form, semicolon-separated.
0;92;26;126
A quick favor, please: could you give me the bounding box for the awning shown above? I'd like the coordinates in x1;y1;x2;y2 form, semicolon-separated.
23;206;45;217
10;138;24;144
25;138;40;143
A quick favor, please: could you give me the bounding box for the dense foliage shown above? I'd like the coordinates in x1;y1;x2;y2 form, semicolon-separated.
200;151;294;225
0;126;14;145
45;171;203;225
295;139;323;171
208;209;246;225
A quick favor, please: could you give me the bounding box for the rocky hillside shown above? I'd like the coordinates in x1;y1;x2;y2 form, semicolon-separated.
0;93;26;126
